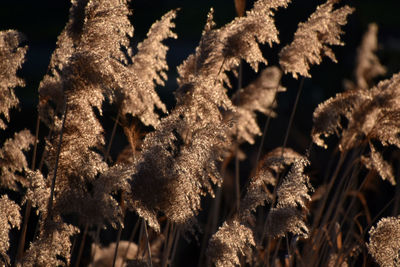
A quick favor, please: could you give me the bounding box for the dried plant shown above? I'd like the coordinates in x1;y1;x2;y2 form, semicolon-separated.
19;218;79;267
130;0;291;230
208;149;311;265
279;0;354;78
0;30;27;129
354;23;387;90
0;130;34;190
312;73;400;184
0;0;399;266
0;195;21;265
232;66;285;144
38;0;177;230
367;216;400;267
0;29;33;191
119;9;177;127
276;157;312;210
240;147;303;219
24;170;50;216
263;155;312;239
177;0;290;86
207;218;255;267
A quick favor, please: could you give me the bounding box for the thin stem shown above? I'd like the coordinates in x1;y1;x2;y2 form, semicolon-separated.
37;128;53;172
161;221;170;262
215;58;226;82
235;61;243;212
309;147;364;265
262;78;306;242
136;221;144;259
264;236;271;267
15;115;41;263
105;111;120;163
312;151;347;229
47;101;68;220
90;225;101;264
364;197;395;235
282;77;305;152
105;110;123;267
169;227;181;267
120;219;141;267
70;235;78;266
74;223;89;267
162;224;176;267
198;186;221;267
14;201;31;265
112;225;123;267
143;219;153;267
270;238;282;267
31;114;41;170
255;88;278;166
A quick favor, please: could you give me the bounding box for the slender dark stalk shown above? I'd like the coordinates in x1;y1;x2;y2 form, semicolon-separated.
143;219;153;267
70;234;78;266
74;223;89;267
37;129;53;171
162;224;177;267
47;102;68;220
112;225;123;267
282;77;305;152
270;237;282;267
255;85;279;166
198;186;221;267
314;164;358;266
265;236;271;267
260;79;307;251
235;61;243;212
120;219;141;267
31;114;41;170
136;221;144;259
90;225;101;264
92;109;122;267
310;146;365;266
317;147;364;234
215;58;226;82
161;221;170;264
285;235;291;267
14;201;31;265
312;151;347;230
105;111;121;163
169;227;181;267
364;197;395;236
15;114;41;263
393;180;400;216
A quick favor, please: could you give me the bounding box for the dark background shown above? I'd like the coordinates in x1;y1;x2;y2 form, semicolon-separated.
1;0;399;266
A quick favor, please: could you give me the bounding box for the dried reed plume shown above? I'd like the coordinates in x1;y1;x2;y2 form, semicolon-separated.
279;0;354;78
1;0;399;266
367;216;400;267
